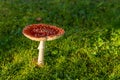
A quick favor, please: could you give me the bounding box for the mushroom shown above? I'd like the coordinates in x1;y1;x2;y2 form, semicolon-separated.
22;24;65;66
36;17;42;22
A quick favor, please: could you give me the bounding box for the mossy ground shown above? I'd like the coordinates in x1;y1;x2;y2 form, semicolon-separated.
0;0;120;80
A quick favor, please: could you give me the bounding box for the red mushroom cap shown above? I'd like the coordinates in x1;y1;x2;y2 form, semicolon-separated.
22;24;65;41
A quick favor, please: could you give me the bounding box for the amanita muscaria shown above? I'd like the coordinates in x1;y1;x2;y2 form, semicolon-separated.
22;24;65;66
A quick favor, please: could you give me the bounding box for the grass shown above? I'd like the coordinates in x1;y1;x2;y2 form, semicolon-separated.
0;0;120;80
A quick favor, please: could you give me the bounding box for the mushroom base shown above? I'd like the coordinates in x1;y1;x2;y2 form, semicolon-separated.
32;58;44;67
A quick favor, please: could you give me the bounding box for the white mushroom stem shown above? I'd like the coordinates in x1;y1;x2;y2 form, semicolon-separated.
37;41;45;65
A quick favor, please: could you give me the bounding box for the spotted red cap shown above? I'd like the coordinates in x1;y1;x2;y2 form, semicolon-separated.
22;24;65;41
